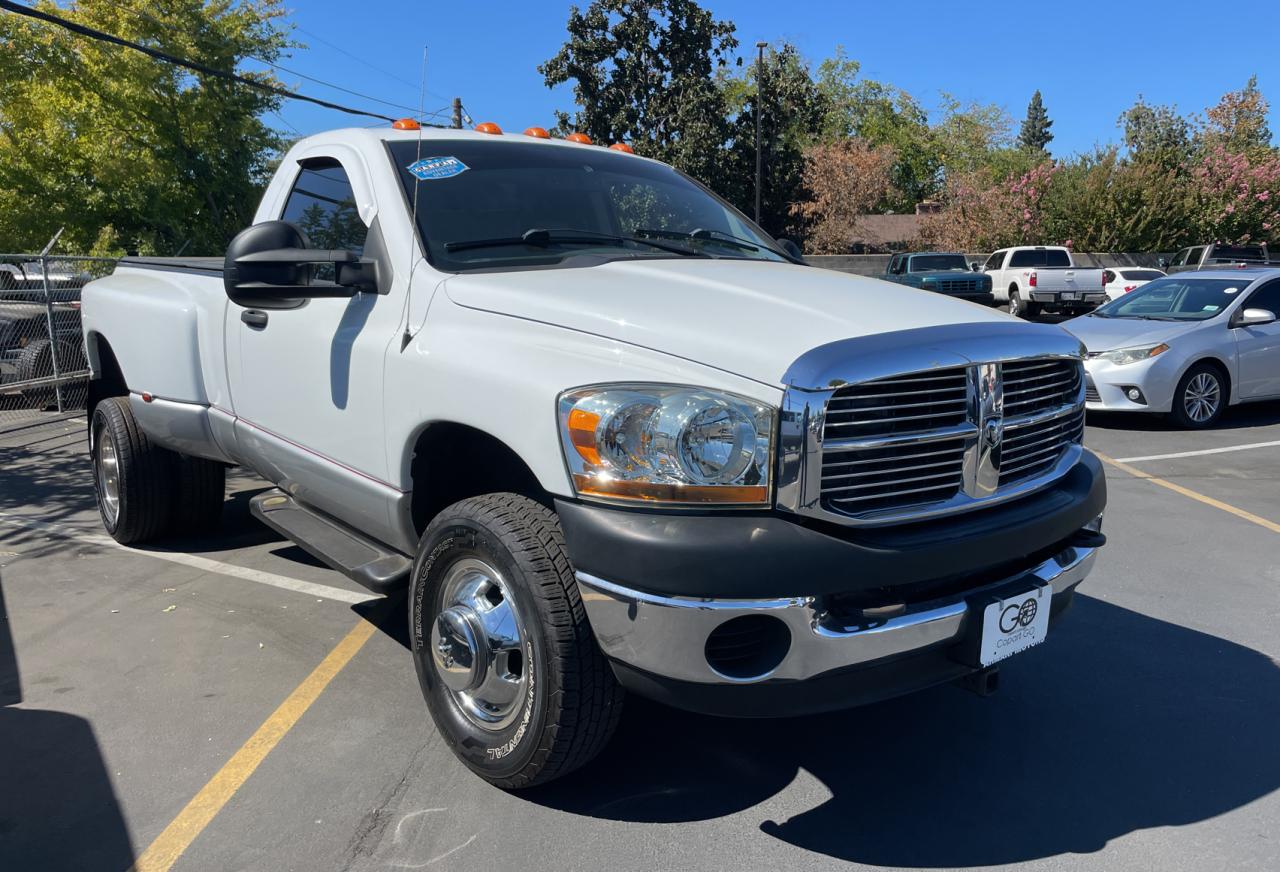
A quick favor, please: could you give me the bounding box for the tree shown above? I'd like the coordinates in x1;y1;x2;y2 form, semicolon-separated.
539;0;738;189
931;94;1015;176
791;139;898;253
1017;90;1053;152
1118;97;1193;166
1202;76;1273;155
0;0;291;254
717;43;825;237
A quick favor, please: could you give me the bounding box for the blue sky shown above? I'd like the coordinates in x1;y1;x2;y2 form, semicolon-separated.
267;0;1279;156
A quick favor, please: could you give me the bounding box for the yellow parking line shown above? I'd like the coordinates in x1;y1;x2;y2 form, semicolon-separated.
1095;451;1280;534
130;617;379;872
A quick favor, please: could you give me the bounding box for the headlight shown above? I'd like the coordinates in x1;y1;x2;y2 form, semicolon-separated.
558;384;775;505
1098;343;1169;366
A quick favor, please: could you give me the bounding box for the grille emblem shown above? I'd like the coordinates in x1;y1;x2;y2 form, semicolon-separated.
983;417;1004;447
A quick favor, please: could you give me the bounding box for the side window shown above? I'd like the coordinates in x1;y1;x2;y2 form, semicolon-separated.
1244;280;1280;315
281;159;367;279
1187;246;1205;266
985;250;1005;270
1103;269;1116;285
896;256;908;275
886;255;899;274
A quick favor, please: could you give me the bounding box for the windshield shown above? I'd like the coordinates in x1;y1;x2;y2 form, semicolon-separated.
1092;277;1248;321
910;254;969;272
388;140;789;272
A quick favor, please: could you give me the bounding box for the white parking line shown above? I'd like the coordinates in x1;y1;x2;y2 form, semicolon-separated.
1113;439;1280;464
0;512;378;605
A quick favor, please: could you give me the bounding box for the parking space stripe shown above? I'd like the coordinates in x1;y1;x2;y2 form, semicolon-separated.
1113;439;1280;464
1094;452;1280;534
0;512;378;604
130;617;378;872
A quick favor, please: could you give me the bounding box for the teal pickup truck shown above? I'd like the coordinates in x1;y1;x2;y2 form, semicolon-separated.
883;252;994;303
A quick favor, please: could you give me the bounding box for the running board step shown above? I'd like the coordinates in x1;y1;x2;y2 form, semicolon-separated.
250;489;411;593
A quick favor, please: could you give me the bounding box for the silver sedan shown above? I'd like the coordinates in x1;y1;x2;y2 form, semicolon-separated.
1062;269;1280;427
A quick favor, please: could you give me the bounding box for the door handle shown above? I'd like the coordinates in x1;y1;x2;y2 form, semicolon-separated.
241;309;269;329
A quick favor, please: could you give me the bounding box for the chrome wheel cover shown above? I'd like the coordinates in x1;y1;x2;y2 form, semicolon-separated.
430;558;530;732
1009;291;1022;317
95;424;120;525
1183;372;1221;423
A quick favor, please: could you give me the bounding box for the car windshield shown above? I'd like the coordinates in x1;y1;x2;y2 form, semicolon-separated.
1091;277;1247;321
388;139;789;272
910;254;969;272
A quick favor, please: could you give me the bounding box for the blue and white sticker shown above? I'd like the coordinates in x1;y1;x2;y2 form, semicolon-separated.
407;156;468;180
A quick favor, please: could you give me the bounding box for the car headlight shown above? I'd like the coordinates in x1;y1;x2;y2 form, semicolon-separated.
558;384;775;505
1097;343;1169;366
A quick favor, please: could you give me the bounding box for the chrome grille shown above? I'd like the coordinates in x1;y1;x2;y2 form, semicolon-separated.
1002;360;1080;415
1000;407;1085;486
1084;374;1100;403
813;358;1085;523
935;279;982;294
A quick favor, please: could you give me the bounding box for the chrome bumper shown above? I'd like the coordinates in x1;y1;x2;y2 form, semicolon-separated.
576;544;1097;685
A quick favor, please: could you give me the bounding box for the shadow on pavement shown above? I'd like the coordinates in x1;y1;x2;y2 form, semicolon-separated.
0;575;135;871
1087;398;1280;432
527;595;1280;867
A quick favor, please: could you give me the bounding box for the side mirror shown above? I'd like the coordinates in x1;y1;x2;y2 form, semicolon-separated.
223;221;378;308
1232;307;1277;328
969;262;981;272
776;238;803;261
1157;257;1169;269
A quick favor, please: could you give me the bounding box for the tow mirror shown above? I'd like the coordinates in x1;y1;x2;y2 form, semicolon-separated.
776;237;804;261
970;262;981;271
1232;307;1277;328
223;220;378;308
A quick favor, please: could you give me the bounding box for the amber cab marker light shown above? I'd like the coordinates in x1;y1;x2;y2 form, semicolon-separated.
566;132;593;144
523;126;551;139
609;142;634;153
474;122;503;135
392;118;420;130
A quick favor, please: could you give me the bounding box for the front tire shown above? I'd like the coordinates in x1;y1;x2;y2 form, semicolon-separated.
91;397;174;544
1170;363;1226;428
409;493;623;788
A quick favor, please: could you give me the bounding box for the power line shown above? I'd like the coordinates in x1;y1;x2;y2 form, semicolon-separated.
0;0;412;123
295;25;450;102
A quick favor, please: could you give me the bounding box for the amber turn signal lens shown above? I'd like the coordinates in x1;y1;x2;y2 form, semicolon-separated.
523;126;551;138
392;118;420;130
474;122;503;135
608;142;634;153
566;132;593;144
566;408;602;466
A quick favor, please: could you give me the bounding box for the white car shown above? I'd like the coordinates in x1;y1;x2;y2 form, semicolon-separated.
1063;269;1280;427
1102;267;1165;301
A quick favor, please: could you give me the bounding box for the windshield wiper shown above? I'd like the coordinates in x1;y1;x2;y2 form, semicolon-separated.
445;228;705;257
634;227;764;254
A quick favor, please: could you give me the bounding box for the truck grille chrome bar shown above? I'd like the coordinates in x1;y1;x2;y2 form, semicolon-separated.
776;325;1088;527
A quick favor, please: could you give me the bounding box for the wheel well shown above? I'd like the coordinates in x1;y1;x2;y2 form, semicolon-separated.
1183;357;1232;397
86;334;127;417
408;423;549;535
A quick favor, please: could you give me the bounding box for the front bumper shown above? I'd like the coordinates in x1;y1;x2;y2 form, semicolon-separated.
1083;356;1178;413
578;541;1094;686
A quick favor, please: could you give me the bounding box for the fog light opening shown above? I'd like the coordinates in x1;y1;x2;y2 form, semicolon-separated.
704;615;791;681
1123;386;1146;404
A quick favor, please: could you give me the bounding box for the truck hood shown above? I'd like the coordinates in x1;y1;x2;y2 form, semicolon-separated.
1061;314;1204;352
443;259;1012;386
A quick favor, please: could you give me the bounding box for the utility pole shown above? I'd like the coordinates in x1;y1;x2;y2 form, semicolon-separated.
451;97;463;129
754;41;767;225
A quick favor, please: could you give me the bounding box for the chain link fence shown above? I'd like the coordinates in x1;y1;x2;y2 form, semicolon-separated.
1;252;117;429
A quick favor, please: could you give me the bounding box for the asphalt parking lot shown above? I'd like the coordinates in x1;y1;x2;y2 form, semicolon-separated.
2;400;1278;872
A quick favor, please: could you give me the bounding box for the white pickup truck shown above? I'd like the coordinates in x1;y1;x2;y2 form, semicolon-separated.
81;124;1107;787
982;246;1107;318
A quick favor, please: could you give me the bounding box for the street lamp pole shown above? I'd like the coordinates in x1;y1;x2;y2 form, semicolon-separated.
754;41;767;226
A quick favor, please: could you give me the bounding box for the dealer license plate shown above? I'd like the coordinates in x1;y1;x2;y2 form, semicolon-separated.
979;586;1051;666
1061;291;1080;301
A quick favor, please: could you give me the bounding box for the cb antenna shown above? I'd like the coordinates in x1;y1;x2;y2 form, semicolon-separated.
401;45;428;350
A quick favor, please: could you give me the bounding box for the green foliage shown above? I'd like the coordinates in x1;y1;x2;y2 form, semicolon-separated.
538;0;739;189
1017;90;1053;152
0;0;291;255
1119;97;1194;167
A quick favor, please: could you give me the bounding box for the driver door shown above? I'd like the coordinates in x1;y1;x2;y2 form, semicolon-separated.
1234;279;1280;398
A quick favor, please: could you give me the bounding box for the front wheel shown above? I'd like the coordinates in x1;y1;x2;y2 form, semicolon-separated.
1170;363;1226;428
409;493;623;788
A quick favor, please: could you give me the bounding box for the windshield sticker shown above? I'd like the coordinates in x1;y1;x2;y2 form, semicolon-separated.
407;157;468;180
1224;287;1241;294
1203;305;1221;312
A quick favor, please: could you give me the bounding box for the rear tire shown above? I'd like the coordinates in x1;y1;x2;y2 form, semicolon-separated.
1170;362;1226;429
409;493;623;788
1008;286;1040;319
91;397;174;544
